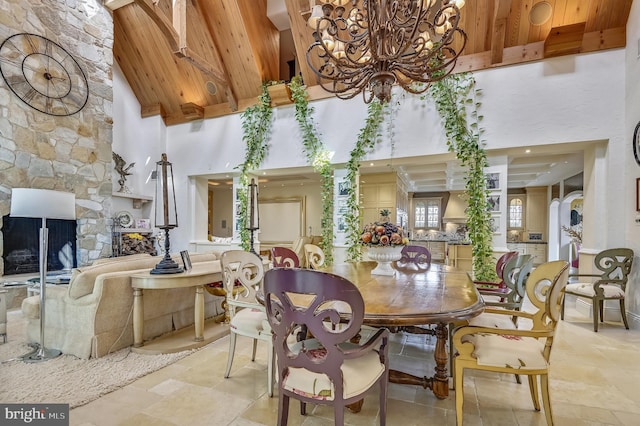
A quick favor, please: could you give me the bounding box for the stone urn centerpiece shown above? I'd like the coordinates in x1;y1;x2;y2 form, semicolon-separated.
360;210;408;276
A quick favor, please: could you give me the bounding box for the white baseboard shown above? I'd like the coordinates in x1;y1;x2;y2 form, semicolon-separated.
567;295;639;329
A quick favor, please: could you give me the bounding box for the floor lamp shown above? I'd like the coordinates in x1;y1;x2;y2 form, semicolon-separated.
10;188;76;362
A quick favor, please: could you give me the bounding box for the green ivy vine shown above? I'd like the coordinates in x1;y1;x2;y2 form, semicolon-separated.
345;100;385;262
288;76;335;265
429;73;496;281
238;83;273;250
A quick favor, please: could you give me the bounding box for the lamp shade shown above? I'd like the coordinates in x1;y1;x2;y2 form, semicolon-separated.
10;188;76;220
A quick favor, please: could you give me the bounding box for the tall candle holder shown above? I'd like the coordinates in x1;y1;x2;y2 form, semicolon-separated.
246;178;259;256
151;153;183;275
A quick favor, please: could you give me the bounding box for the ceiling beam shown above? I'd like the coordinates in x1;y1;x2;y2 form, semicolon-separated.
235;0;281;82
284;0;320;87
490;0;511;64
133;0;238;111
454;42;545;73
180;102;205;121
104;0;134;10
544;22;587;58
141;103;166;118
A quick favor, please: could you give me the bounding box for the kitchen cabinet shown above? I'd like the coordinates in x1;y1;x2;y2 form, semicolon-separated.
428;241;446;262
507;242;547;266
448;244;473;273
360;173;400;224
525;187;547;239
410;241;446;262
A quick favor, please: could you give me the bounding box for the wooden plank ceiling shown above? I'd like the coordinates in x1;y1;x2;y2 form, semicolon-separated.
107;0;632;126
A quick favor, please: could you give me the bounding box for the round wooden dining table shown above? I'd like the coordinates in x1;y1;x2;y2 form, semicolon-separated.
319;261;484;399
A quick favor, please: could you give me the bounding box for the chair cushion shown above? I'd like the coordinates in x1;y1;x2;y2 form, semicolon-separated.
468;312;517;330
566;283;625;298
465;333;547;370
229;307;268;334
282;348;385;401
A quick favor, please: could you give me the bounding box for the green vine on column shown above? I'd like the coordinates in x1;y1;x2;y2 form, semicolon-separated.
238;83;273;250
345;100;385;262
429;73;496;281
288;76;335;265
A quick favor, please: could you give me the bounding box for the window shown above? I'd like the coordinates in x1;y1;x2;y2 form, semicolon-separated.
415;201;425;228
414;198;440;229
509;197;523;228
427;199;440;228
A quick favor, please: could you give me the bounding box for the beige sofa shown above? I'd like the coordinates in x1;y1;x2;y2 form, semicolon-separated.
21;252;223;359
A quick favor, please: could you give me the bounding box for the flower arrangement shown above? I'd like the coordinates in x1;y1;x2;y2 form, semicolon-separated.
360;221;408;247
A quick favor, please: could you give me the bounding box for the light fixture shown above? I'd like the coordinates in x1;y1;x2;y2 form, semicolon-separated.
151;153;183;275
246;178;259;256
10;188;76;362
305;0;467;103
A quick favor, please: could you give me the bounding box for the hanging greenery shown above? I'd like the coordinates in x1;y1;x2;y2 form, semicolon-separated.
288;76;335;265
344;100;385;262
428;73;496;281
238;83;273;250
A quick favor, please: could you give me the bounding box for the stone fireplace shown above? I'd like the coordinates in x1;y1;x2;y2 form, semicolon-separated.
2;215;77;276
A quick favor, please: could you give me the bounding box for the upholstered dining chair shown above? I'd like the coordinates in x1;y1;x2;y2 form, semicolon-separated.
263;268;390;426
395;245;431;269
561;248;634;332
220;250;274;397
271;246;301;268
304;243;325;269
449;254;534;380
453;260;569;426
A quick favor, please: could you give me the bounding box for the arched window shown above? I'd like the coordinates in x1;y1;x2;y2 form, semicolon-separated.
509;198;523;228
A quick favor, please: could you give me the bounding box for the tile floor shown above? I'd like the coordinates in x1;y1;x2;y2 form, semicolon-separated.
70;297;640;426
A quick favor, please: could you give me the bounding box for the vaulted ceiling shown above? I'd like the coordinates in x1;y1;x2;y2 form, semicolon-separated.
108;0;632;125
106;0;633;190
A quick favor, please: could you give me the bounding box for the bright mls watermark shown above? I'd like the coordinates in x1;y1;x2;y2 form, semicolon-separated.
1;404;69;425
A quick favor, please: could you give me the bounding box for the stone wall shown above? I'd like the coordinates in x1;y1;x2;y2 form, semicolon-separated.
0;0;114;274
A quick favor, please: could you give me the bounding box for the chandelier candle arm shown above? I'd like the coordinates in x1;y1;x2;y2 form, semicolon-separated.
305;0;467;103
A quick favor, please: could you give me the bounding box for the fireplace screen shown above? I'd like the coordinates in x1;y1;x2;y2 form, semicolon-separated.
2;215;77;276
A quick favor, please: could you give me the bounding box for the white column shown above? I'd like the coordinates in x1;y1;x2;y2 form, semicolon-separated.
333;168;353;264
487;155;508;254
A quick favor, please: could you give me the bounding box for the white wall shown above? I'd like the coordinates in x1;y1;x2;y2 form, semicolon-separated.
625;1;640;317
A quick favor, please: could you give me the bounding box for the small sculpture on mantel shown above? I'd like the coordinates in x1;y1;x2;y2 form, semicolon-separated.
112;152;135;193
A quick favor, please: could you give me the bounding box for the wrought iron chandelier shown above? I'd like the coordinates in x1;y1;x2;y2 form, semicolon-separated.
305;0;467;103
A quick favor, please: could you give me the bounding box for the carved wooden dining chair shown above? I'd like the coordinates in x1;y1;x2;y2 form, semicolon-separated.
395;245;431;270
472;251;519;291
561;248;634;332
220;250;274;397
263;268;390;426
465;254;534;385
304;243;325;269
476;254;534;318
453;260;569;426
271;246;301;268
